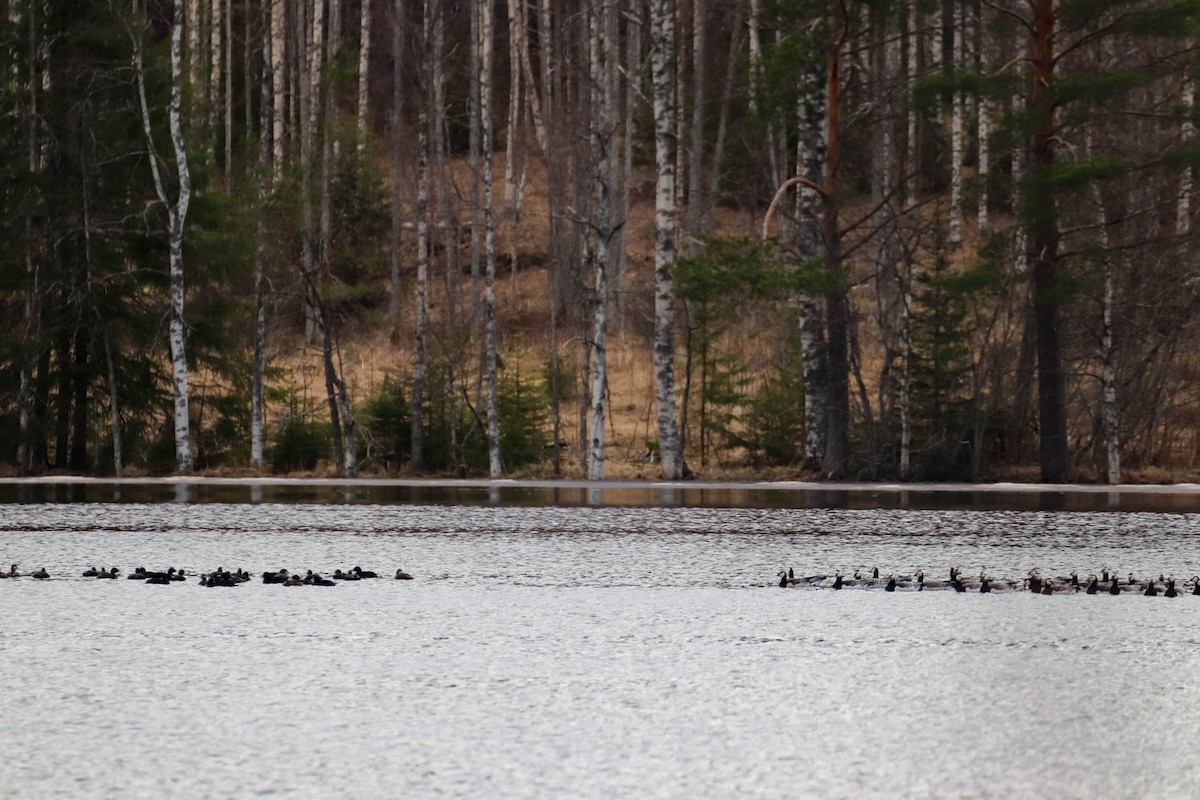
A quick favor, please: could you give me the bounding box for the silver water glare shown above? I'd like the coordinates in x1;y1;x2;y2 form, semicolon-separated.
1;501;1198;797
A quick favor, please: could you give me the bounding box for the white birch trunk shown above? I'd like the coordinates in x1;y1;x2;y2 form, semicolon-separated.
482;0;502;476
651;0;682;479
188;0;201;89
411;0;431;471
587;1;615;480
252;0;275;469
272;0;287;169
797;65;829;469
137;3;194;472
685;0;705;239
948;79;963;245
504;0;521;208
904;0;919;209
1088;133;1120;484
616;0;640;322
357;0;371;149
167;7;194;473
210;0;221;151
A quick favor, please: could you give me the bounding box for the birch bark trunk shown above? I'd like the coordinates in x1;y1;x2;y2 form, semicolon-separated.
272;0;286;168
948;0;963;246
251;0;274;469
1088;133;1119;484
357;0;371;149
136;2;194;472
411;0;431;471
685;0;705;240
650;0;682;479
586;1;616;480
482;0;503;476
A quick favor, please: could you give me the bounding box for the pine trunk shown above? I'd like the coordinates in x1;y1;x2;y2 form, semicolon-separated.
1029;0;1069;481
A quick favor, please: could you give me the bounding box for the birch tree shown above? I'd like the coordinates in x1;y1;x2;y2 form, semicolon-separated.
481;0;503;476
411;0;431;471
251;0;275;469
135;0;194;472
586;0;618;480
650;0;683;479
358;0;372;149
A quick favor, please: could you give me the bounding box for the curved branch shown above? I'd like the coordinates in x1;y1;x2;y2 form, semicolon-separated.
761;176;826;240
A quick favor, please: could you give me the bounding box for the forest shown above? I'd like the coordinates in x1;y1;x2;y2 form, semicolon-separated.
2;0;1200;483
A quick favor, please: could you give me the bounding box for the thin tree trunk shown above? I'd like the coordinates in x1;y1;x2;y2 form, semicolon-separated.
188;0;202;89
17;0;39;473
136;1;194;472
504;0;521;209
1029;0;1069;481
358;0;372;149
707;5;740;228
685;0;705;240
482;0;502;476
899;248;913;477
388;0;405;336
948;1;963;246
587;0;616;480
822;9;849;478
210;0;221;149
1088;133;1119;484
978;97;990;232
411;0;431;471
468;0;482;320
1179;78;1194;234
904;0;919;209
539;0;563;476
798;61;830;471
102;332;122;476
252;0;275;469
272;0;287;169
651;0;682;479
224;0;232;187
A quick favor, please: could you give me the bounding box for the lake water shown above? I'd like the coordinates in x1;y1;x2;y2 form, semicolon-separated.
2;486;1199;798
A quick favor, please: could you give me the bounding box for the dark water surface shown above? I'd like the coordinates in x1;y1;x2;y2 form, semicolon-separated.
1;483;1198;798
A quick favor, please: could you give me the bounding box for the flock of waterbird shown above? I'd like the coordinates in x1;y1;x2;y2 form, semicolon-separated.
0;564;414;585
778;566;1200;597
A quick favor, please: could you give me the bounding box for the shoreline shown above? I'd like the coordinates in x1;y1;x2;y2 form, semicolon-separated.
2;474;1200;494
